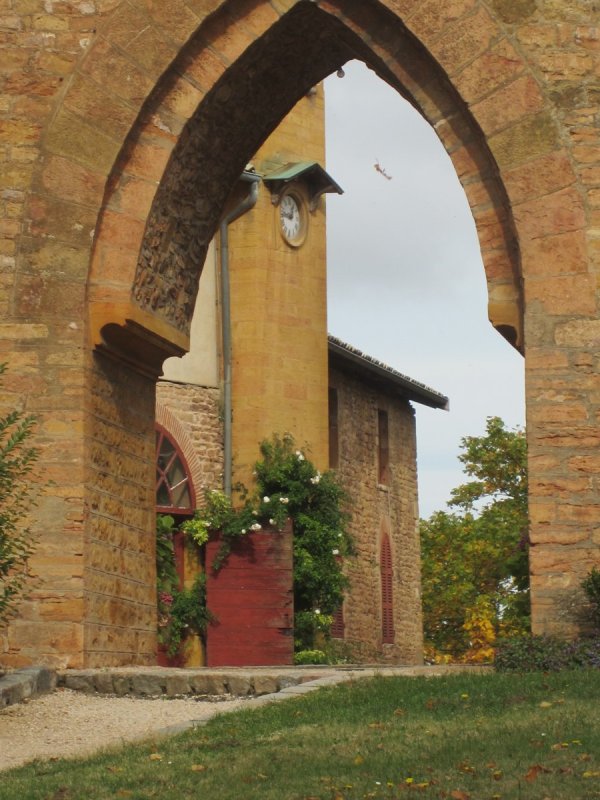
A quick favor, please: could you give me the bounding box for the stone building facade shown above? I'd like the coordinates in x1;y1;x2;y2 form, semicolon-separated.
1;0;599;667
328;337;447;664
152;96;448;666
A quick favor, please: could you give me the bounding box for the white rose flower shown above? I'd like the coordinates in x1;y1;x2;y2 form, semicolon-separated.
332;549;339;555
263;496;270;503
251;523;262;531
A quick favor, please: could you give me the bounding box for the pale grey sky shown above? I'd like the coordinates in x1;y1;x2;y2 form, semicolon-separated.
324;61;525;518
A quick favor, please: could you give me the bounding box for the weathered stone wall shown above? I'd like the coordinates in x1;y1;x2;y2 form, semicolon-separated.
330;365;423;664
84;353;157;668
1;0;599;665
156;381;223;497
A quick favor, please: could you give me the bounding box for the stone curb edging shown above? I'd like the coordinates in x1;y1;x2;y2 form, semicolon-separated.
56;667;338;699
1;664;489;713
0;668;57;708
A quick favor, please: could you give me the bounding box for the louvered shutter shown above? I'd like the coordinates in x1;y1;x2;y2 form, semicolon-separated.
381;534;395;644
330;605;345;638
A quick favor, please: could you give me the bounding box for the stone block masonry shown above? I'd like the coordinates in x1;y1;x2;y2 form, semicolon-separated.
330;365;423;664
0;0;599;665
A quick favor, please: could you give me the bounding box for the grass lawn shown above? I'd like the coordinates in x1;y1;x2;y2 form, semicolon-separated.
2;670;600;800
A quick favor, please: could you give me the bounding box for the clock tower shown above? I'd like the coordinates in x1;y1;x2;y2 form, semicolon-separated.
224;84;342;489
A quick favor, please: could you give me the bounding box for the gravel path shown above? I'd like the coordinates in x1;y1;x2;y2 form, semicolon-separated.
0;689;248;772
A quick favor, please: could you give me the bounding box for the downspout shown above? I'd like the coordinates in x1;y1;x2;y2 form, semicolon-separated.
220;171;261;497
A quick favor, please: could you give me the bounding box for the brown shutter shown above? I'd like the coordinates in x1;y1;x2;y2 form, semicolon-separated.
378;409;389;484
330;605;345;638
381;533;395;644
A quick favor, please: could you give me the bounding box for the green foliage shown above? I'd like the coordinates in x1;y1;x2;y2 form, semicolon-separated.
180;434;353;650
495;634;600;672
293;648;328;665
156;514;178;595
183;489;265;571
254;434;353;648
156;515;213;657
581;567;600;632
0;365;38;624
420;416;529;660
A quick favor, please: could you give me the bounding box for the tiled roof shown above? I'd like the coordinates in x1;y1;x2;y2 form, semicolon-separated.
328;334;449;411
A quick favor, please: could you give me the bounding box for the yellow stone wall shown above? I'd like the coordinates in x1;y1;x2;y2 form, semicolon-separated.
228;86;329;488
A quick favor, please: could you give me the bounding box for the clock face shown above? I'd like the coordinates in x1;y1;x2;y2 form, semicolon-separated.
279;191;307;246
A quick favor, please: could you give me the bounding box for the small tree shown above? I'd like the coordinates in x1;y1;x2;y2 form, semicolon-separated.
420;416;529;661
0;364;38;624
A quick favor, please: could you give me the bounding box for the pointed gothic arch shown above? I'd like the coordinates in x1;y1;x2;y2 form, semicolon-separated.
4;0;597;666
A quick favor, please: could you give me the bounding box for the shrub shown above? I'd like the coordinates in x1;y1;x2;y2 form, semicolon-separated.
0;365;38;624
156;514;213;657
582;567;600;632
495;634;600;672
181;434;354;651
293;649;328;665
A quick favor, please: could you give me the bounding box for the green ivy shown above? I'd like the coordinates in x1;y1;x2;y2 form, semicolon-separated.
178;434;354;651
254;435;353;649
156;515;213;657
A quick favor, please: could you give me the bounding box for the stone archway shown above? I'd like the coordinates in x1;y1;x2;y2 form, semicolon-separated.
2;0;598;666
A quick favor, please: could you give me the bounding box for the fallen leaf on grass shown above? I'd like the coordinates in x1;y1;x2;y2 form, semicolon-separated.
450;790;470;800
525;764;552;783
354;755;364;765
191;764;207;772
583;771;600;778
558;767;574;775
539;701;553;708
578;754;592;762
457;762;476;775
393;708;404;716
368;722;385;729
115;792;132;799
551;742;569;751
149;753;162;761
106;766;124;773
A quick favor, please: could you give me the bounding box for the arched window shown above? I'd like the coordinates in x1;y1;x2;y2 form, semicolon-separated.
155;425;195;514
380;533;395;644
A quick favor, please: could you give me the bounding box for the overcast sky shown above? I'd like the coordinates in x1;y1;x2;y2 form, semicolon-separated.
323;61;525;518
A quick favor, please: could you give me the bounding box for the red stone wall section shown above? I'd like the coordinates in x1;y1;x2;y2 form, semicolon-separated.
205;522;294;667
329;365;423;664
